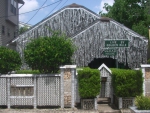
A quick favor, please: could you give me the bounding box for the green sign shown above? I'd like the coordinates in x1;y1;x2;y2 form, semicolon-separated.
105;40;129;47
103;49;117;56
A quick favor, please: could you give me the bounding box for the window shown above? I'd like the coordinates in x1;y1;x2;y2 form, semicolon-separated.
10;86;34;96
11;0;17;15
2;25;5;34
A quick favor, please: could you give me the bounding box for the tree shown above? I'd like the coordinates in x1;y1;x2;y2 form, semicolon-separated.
101;0;150;38
24;31;75;73
19;25;29;34
0;47;22;74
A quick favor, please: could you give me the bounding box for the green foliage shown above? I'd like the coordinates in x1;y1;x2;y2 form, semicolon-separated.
24;31;75;73
16;70;40;74
111;68;143;97
135;95;150;110
0;46;21;74
101;0;150;38
147;59;150;64
19;25;29;34
78;67;100;99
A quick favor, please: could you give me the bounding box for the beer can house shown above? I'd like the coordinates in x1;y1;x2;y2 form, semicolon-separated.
10;3;148;69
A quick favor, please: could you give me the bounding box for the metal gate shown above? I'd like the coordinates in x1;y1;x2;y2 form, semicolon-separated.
100;81;105;97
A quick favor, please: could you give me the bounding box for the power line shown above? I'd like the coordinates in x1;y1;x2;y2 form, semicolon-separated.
0;0;61;19
44;0;63;18
26;0;47;24
60;0;69;9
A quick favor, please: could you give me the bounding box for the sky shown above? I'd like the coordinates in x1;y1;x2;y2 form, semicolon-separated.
19;0;114;26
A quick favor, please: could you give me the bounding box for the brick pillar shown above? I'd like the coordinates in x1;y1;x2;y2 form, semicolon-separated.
60;65;76;108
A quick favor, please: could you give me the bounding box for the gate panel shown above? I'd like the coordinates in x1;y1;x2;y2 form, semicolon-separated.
100;81;105;97
37;76;60;106
0;78;7;105
10;77;34;106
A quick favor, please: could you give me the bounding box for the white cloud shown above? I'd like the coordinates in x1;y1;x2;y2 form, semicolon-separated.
19;0;39;13
19;0;39;21
19;15;27;22
95;0;114;13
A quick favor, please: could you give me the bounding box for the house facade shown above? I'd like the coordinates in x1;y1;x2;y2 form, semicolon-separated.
10;3;148;69
0;0;24;47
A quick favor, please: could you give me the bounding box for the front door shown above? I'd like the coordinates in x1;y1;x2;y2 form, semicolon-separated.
100;77;107;97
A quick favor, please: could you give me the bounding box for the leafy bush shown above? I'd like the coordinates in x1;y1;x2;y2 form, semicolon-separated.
111;68;143;97
135;95;150;110
147;59;150;64
24;31;75;73
16;70;40;74
78;67;100;99
0;46;21;74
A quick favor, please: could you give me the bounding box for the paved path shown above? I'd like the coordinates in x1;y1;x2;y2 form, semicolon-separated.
0;109;99;113
0;102;131;113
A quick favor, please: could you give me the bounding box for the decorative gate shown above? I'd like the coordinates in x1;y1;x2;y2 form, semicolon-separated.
98;64;113;103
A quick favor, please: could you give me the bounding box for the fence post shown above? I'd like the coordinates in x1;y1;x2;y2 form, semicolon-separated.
94;98;98;110
119;97;122;109
7;77;10;109
34;75;37;108
141;67;145;96
60;67;64;108
71;66;76;108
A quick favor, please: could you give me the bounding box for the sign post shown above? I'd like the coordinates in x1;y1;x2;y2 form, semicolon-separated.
103;49;117;56
105;40;129;48
104;39;129;68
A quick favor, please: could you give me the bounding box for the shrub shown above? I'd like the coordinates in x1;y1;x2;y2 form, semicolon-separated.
111;68;143;97
135;95;150;110
16;70;40;74
78;67;100;99
24;31;75;73
0;46;21;74
147;59;150;64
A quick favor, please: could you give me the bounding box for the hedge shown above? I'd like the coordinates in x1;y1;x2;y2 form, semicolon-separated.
16;70;40;74
0;46;21;74
111;68;143;97
78;67;100;99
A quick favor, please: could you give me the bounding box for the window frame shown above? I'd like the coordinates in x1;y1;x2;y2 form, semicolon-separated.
2;25;5;35
10;85;34;96
10;0;17;15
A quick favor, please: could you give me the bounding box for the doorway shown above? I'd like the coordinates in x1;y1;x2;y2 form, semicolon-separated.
88;58;129;69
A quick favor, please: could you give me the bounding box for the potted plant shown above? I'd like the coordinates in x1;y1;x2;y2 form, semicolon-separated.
130;95;150;113
78;67;100;110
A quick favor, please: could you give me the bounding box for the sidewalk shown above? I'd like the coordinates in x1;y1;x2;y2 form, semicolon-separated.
98;104;120;113
0;102;132;113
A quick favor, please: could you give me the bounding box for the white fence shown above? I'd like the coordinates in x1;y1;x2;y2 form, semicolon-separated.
0;65;78;109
